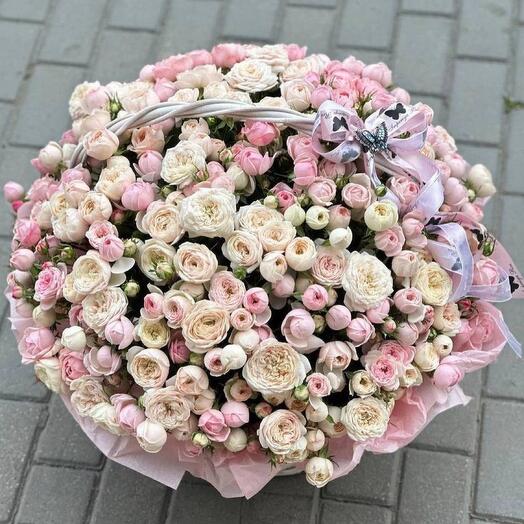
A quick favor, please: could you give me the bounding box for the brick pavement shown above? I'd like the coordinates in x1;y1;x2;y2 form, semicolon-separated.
0;1;523;522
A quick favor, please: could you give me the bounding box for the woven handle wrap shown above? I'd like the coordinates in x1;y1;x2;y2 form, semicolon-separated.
69;99;317;166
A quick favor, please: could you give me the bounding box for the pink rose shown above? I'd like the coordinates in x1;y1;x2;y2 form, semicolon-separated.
395;321;419;345
242;120;279;147
392;250;419;277
10;249;35;271
275;189;296;210
98;235;125;262
391;87;411;105
130;126;165;155
310;85;333;108
86;220;118;249
169;331;190;364
4;181;24;202
402;216;427;250
346;315;375;346
153;54;193;81
308;178;337;206
84;345;122;376
59;349;88;384
121;181;155;211
433;363;464;390
374;225;405;257
306;373;332;397
281;309;315;346
142;293;164;320
341;182;371;209
187;49;213;66
198;409;231;442
302;284;329;311
394;288;423;314
272;273;296;298
136;150;163;182
365;299;390;324
388;176;419;210
286;43;307;60
362;62;392;87
83;128;119;161
472;258;499;286
328;205;351;229
236;147;273;176
154;78;177;101
293;158;318;187
287;135;316;161
111;394;145;434
18;327;57;363
15;219;41;247
211;43;246;68
105;316;135;349
230;308;255;331
221;401;250;428
326;305;352;330
444;153;467;179
363;349;402;391
444;177;467;208
209;272;246;311
379;340;415;365
243;287;269;314
34;263;67;310
318;341;355;371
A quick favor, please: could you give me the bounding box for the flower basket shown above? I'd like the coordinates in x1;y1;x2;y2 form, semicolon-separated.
4;43;523;498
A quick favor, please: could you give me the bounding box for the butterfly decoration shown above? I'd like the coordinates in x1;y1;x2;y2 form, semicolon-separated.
451;258;462;272
384;103;407;120
332;115;348;132
509;275;520;294
355;121;388;154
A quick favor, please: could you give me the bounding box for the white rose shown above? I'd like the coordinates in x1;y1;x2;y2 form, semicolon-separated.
34;357;63;393
135;317;170;349
318;406;349;439
52;208;89;242
69;81;102;119
259;252;288;283
39;141;63;170
34;201;53;229
329;227;353;250
137;239;176;282
432;302;461;336
305;457;334;487
139;202;184;244
247;44;290;73
400;364;423;388
284;204;306;226
32;306;56;328
78;191;113;224
169;87;199;103
62;273;86;304
49;191;70;219
258;409;307;455
127;346;170;388
340;397;389;441
142;386;193;430
71;251;111;295
181;300;230;353
414;341;440;372
258;220;296;252
413;261;452;306
95;157;136;201
89;402;124;435
305;206;330;230
117;81;159;113
178;118;210;140
281;59;314;81
467;164;496;198
281;79;313;112
174;242;218;283
179;188;236;239
305;400;328;423
227;163;251;192
160;141;207;187
225;59;278;93
203;80;231;99
224;428;248;452
285;237;317;271
82;287;128;335
236;202;283;233
364;200;399;231
70;376;109;417
61;326;86;352
350;370;377;397
243;338;311;395
342;252;393;312
174;64;223;89
433;334;453;357
136;419;168;453
220;344;247;372
222;230;263;273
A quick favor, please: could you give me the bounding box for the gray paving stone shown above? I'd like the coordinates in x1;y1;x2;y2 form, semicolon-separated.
470;519;498;524
448;60;507;144
279;6;335;54
497;194;524;272
319;500;393;524
323;452;400;505
0;0;50;21
457;0;512;60
514;27;524;99
90;30;155;84
0;310;50;401
39;0;106;65
16;464;96;524
476;400;524;520
0;102;10;136
256;472;315;498
333;48;390;66
0;400;43;521
338;0;396;49
156;0;222;58
456;143;500;184
108;0;166;31
0;21;39;101
222;0;279;41
504;110;524;194
11;65;85;147
240;492;314;524
398;449;472;524
416;95;445;124
401;0;455;14
414;371;482;454
289;0;337;6
394;14;453;95
91;461;168;524
35;396;102;467
166;479;241;524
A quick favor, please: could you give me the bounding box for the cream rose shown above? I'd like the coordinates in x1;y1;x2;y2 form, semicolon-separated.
285;237;317;271
247;44;290;73
179;188;236;239
135;317;170;349
281;79;313;112
311;247;349;288
82;287;128;335
127;346;170;388
243;338;311;395
137;239;176;282
142;386;193;430
78;191;113;224
340;397;389;441
117;80;159;113
181;300;230;353
160;141;207;187
174;64;223;89
305;457;334;487
208;271;246;311
95;157;136;201
70;376;109;417
364;200;399;232
413;261;453;306
62;273;87;304
89;403;124;435
52;208;89;242
258;220;296;252
236;203;283;233
136;419;167;453
71;251;111;295
432;302;461;335
350;370;377;397
259;252;288;283
140;202;184;244
225;59;278;92
258;409;307;455
34;357;63;393
222;230;263;273
342;252;393;312
174;242;218;283
169;87;199;103
171;365;210;396
414;342;440;372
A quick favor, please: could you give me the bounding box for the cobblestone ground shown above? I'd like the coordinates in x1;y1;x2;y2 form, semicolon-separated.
0;0;523;523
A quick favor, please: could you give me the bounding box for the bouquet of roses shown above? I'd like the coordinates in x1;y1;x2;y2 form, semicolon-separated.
4;42;523;498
